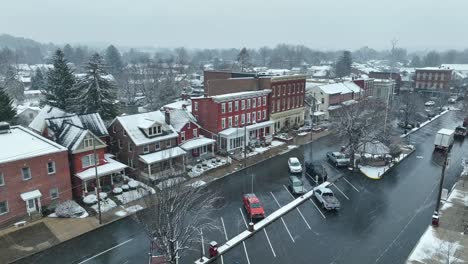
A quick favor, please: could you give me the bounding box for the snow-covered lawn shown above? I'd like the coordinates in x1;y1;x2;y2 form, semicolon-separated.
156;177;185;190
407;226;464;263
297;132;309;136
91;199;117;213
114;205;144;217
48;200;88;218
115;188;150;204
123;176;156;194
270;140;285;147
187;180;206;188
359;147;414;179
188;157;228;178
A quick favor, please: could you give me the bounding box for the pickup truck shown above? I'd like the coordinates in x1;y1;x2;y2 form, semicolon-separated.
326;152;350;167
313;186;340;210
434;128;454;151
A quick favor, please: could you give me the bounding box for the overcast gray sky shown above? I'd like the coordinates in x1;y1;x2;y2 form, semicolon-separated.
1;0;466;51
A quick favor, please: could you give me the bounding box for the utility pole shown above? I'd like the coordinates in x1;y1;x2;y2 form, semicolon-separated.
243;125;247;169
434;150;449;216
93;135;102;225
384;38;398;135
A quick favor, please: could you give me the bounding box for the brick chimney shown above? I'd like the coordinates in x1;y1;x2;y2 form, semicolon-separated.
165;110;170;125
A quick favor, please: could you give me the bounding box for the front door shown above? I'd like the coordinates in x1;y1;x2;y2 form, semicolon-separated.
27;198;37;212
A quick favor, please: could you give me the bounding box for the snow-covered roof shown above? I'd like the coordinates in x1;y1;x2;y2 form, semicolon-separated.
438;128;454;135
55;123;88;150
20;190;42;201
139;146;186;164
15;105;41;116
328;105;342;111
441;64;468;72
318;82;361;95
342;99;358;106
78;113;109;137
29;105;70;133
169;109;199;132
358;141;390;155
114;111;178;146
180;137;215;150
45;112;108;140
211;90;271;102
415;67;452;71
75;155;127;181
24;90;41;95
163;100;191;112
0;126;67;164
218;127;245;137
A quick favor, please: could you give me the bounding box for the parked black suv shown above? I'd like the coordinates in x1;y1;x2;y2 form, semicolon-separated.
305;162;328;183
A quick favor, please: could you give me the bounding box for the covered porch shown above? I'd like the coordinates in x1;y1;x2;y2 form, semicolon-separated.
139;146;186;181
75;155;128;198
180;137;215;163
20;190;42;216
218;121;274;152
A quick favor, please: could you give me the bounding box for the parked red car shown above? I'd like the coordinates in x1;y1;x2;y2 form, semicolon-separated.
242;193;265;219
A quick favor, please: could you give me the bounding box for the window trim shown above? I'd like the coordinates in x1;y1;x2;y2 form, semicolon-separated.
193;128;198;137
0;201;8;215
181;131;186;142
166;140;171;147
50;187;59;200
47;161;56;175
221;103;226;113
21;167;31;181
221;118;226;129
0;173;4;186
155;142;161;150
235;101;239;111
143;144;150;153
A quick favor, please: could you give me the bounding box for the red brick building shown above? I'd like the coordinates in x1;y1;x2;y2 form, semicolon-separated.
0;124;71;225
414;67;453;91
353;78;375;97
201;71;307;134
192;90;272;151
368;72;402;92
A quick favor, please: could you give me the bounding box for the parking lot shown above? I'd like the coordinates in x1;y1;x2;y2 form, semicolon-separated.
184;157;365;264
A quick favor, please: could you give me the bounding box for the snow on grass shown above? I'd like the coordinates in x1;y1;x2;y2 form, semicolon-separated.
297;132;309;136
187;180;206;188
359;150;413;179
288;145;299;149
270;140;285;147
254;146;269;153
91;199;117;213
408;226;464;263
156;177;185;190
114;205;144;217
447;188;468;207
115;188;150;204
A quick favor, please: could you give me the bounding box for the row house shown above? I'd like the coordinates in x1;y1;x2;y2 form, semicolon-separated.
269;75;307;132
0;123;72;225
414;67;453;91
192;90;273;152
309;82;362;119
203;71;307;133
108;111;186;182
45;118;127;198
352;78;375;98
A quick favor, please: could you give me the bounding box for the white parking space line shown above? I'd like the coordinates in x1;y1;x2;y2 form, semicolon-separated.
78;238;134;264
243;241;251;264
239;208;248;228
306;172;318;184
221;217;228;241
201;229;205;255
342;177;360;192
263;228;277;257
270;192;296;243
282;185;311;230
309;198;326;219
330;184;350;200
221;255;224;264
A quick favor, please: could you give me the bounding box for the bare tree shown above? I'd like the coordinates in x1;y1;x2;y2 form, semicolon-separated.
394;92;424;129
133;182;221;263
333;98;388;168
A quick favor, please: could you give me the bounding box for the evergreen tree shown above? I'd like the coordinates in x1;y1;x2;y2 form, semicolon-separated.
74;53;118;119
105;45;123;77
63;44;75;63
3;66;24;102
410;55;422;67
237;47;251;72
30;68;46;90
43;49;76;111
0;87;15;122
335;50;352;78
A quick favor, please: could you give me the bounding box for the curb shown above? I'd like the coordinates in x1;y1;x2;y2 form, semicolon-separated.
360;148;416;180
400;110;450;139
9;207;136;264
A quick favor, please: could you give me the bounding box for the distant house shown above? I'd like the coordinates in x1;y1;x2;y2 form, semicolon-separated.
0;123;71;225
108;111;185;182
309;82;362;119
14;105;41;127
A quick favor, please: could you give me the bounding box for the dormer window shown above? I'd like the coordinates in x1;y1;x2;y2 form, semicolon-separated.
147;125;162;136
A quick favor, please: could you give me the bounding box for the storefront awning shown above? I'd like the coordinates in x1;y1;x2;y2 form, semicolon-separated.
139;146;186;164
21;190;42;201
180;137;215;150
246;120;274;131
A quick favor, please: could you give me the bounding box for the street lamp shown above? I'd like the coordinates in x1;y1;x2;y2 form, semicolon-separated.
432;149;450;227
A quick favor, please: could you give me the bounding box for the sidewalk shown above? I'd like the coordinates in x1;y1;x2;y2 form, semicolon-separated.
359;145;416;180
407;173;468;263
2;129;332;263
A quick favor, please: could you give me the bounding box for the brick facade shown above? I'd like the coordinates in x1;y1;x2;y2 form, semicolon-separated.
414;68;453;90
0;151;71;225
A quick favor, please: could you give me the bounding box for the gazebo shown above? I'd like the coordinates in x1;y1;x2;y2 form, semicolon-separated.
358;141;391;166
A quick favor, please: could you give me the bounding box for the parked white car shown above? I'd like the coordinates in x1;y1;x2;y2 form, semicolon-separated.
288;157;302;173
313;186;340;210
425;101;435;107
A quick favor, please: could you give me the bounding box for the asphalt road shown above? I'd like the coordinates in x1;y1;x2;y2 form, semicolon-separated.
16;110;468;264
